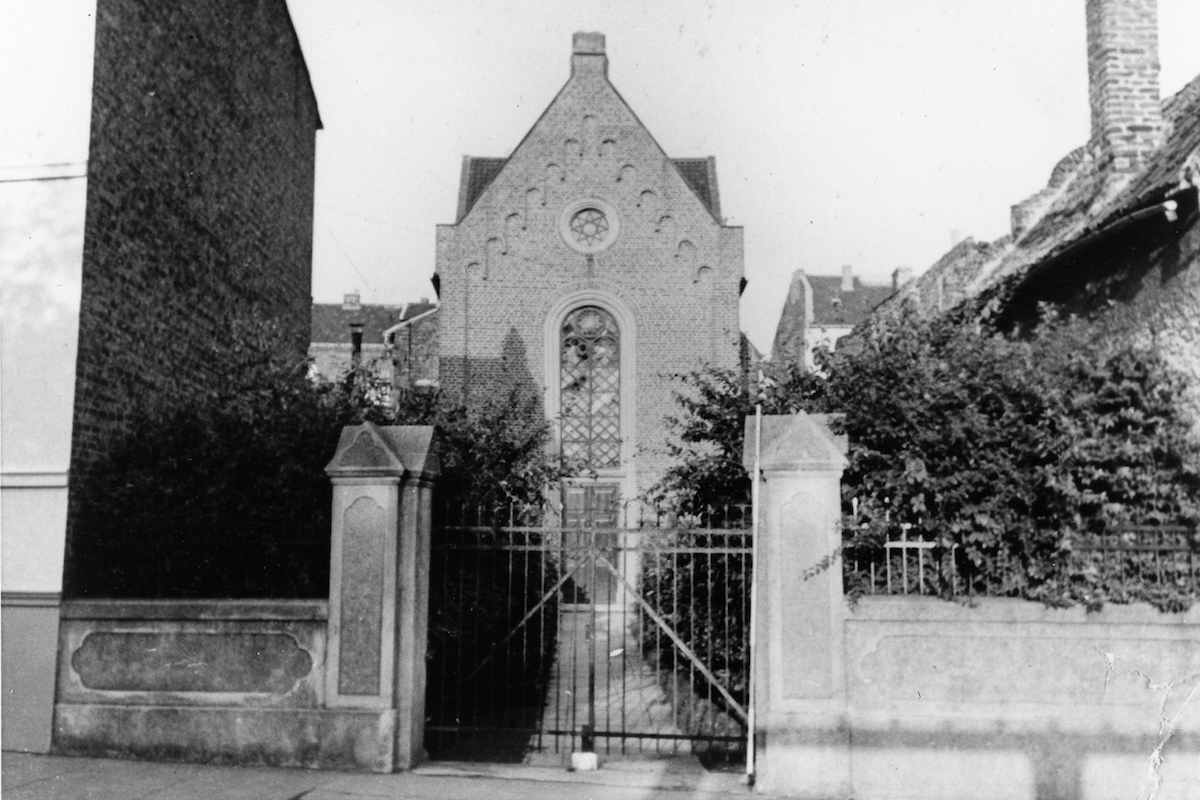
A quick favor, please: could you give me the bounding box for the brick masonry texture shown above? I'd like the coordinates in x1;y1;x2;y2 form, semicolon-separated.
66;0;320;590
435;36;743;497
1087;0;1164;175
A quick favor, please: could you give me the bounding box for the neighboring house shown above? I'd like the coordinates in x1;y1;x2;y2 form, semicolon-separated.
872;0;1199;419
0;0;320;753
433;32;744;510
308;293;440;390
770;265;899;368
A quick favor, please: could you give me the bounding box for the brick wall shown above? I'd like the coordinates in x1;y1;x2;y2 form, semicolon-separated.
434;34;743;497
66;0;320;593
1087;0;1164;176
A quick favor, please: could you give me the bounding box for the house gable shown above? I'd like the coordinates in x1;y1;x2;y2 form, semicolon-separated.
448;32;726;250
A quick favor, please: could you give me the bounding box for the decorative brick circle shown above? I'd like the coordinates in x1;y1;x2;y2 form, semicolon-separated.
559;197;619;254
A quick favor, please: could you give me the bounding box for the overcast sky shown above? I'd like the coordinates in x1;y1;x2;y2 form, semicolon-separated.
4;1;1199;354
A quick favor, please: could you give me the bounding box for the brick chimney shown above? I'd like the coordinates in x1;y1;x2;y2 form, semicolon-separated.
1086;0;1163;178
572;32;607;79
841;264;854;292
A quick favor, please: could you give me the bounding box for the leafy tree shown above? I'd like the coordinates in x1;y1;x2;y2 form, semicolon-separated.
652;308;1200;609
649;360;825;522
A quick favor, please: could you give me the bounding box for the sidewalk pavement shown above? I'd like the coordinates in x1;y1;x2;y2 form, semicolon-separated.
2;751;773;800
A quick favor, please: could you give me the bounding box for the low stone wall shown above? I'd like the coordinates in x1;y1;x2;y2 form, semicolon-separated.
747;413;1200;800
836;597;1200;800
53;599;394;770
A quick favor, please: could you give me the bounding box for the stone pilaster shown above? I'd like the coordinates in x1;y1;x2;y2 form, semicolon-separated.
743;413;850;798
324;423;439;772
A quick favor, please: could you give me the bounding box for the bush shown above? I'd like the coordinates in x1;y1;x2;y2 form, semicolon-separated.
68;317;560;599
68;317;353;598
653;310;1200;610
830;312;1200;608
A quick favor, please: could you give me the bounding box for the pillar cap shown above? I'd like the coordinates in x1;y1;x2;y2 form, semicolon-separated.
325;422;440;479
743;413;848;473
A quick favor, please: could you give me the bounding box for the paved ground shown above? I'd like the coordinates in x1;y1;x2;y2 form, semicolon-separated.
2;752;766;800
538;606;688;756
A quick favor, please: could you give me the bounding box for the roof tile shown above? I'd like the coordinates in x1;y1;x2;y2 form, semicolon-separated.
311;302;438;345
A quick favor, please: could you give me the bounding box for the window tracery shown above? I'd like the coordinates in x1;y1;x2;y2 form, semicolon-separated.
560;306;620;467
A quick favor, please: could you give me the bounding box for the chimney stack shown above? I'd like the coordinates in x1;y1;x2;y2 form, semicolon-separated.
572;32;607;79
1086;0;1163;178
841;264;854;292
349;321;364;361
892;267;914;291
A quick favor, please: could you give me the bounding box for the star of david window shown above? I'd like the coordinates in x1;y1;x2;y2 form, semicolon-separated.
559;198;619;254
560;307;620;468
569;208;609;247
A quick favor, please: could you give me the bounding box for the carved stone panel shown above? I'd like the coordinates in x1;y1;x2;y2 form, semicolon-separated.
338;496;386;696
779;489;833;700
71;632;313;694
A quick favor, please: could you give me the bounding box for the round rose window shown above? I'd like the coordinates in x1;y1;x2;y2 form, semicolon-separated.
559;198;619;254
569;208;609;247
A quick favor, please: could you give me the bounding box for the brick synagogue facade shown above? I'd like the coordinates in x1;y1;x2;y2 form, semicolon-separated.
434;32;744;516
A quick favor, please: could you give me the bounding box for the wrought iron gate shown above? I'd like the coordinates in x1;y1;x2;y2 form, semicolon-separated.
424;505;752;761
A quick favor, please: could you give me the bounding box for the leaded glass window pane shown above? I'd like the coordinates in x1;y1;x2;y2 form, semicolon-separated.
561;307;620;468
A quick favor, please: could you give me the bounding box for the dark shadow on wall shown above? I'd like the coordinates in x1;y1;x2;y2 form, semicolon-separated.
62;0;320;600
998;195;1197;334
439;326;543;411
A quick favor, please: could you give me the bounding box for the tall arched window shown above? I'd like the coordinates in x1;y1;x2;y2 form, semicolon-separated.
560;306;620;467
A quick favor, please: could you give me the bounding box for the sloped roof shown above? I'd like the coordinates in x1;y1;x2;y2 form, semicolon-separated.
454;155;723;223
672;158;721;220
874;237;1008;320
311;302;437;345
808;276;896;327
970;73;1200;305
457;158;508;222
1106;73;1200;219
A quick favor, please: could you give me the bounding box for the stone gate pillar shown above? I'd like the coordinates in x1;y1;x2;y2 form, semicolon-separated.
743;413;850;798
324;423;439;772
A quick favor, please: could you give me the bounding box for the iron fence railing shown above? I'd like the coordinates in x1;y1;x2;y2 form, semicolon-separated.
843;521;1200;604
1069;525;1200;604
424;501;751;762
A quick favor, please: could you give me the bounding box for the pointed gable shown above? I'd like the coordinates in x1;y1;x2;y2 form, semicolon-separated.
450;32;723;229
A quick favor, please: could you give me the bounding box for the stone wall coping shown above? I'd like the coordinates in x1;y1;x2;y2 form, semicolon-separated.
846;595;1200;626
60;599;328;621
2;590;62;607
